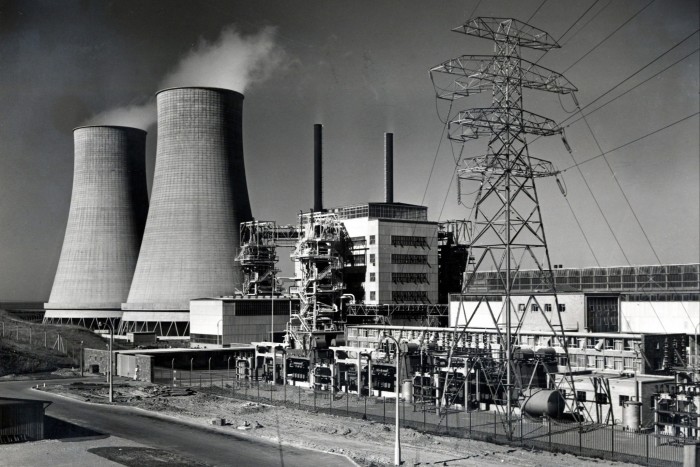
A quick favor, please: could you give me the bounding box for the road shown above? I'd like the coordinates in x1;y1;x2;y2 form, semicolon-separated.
0;377;353;467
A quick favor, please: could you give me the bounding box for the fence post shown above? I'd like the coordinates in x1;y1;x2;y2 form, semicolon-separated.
611;426;614;456
579;425;582;455
298;386;301;409
494;411;497;436
44;331;46;348
469;409;471;435
364;396;367;419
520;414;523;444
257;380;260;399
283;382;286;404
330;392;332;415
314;390;316;412
383;397;386;424
424;402;427;431
645;432;649;464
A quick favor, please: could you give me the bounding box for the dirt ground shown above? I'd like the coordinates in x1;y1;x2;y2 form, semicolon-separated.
37;380;637;467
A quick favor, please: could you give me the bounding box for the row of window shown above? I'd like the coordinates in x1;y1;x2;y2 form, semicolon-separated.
392;272;429;284
392;291;430;303
391;235;428;248
391;254;428;264
516;303;566;312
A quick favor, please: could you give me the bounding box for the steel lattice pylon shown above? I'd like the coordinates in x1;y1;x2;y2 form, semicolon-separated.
431;17;585;436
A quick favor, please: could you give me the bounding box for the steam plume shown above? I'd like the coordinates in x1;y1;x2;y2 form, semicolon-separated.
85;26;282;128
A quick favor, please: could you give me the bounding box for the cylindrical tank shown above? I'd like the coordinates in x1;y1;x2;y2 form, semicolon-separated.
125;87;253;310
522;390;566;418
622;401;642;432
401;380;413;401
47;126;148;310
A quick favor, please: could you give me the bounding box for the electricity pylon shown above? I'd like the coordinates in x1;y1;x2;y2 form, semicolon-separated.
431;17;583;436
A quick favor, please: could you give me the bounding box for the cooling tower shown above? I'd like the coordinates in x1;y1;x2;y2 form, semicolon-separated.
123;87;253;322
44;126;148;328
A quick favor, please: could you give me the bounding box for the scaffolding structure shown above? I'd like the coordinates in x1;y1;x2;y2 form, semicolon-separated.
236;220;299;296
430;17;581;436
286;212;350;350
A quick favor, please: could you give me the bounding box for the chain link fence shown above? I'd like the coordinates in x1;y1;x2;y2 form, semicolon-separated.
154;366;683;466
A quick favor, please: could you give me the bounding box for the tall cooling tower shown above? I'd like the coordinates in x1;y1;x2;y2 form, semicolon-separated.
123;87;253;319
44;126;148;328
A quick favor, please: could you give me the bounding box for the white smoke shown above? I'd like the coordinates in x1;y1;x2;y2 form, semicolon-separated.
162;26;281;91
85;26;283;129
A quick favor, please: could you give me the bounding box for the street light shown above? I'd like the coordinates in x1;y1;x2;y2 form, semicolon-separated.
382;334;402;467
80;341;84;377
216;320;223;347
98;321;114;403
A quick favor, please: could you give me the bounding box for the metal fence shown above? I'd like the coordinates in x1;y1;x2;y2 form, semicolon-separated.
154;366;684;466
0;322;81;364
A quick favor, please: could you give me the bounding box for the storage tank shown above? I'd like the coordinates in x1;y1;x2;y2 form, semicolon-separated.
124;87;253;314
622;400;642;432
45;126;148;327
522;390;566;418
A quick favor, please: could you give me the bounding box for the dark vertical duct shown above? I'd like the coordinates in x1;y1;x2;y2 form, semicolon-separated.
314;124;323;211
384;132;394;203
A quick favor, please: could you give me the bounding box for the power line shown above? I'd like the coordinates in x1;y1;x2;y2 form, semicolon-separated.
564;46;699;128
562;0;656;74
526;0;547;22
560;0;613;46
557;0;602;43
562;111;699;172
467;0;482;20
562;194;602;265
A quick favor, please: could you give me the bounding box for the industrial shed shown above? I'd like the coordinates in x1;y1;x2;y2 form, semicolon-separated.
0;397;51;443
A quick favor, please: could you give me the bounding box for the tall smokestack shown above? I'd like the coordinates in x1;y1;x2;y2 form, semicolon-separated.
124;87;253;314
314;123;323;211
45;126;148;325
384;132;394;203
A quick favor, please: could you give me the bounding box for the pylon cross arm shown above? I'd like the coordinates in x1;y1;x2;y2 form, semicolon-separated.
431;55;576;97
452;17;560;50
448;108;561;141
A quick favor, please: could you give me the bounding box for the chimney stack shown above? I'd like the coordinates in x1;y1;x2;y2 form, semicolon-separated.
314;123;323;211
384;132;394;203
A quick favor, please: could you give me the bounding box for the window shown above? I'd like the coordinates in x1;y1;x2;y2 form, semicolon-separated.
518;304;525;312
558;303;566;312
531;304;539;312
619;395;630;407
545;304;552;312
576;391;587;402
369;235;376;245
370;291;376;300
595;393;609;404
369;272;376;282
391;235;428;248
370;254;376;264
391;254;427;264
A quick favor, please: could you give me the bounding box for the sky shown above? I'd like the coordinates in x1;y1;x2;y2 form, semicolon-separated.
0;0;698;301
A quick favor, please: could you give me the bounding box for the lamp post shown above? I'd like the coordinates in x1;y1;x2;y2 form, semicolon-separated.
270;272;276;342
383;335;402;467
216;319;223;347
99;321;114;403
80;340;84;377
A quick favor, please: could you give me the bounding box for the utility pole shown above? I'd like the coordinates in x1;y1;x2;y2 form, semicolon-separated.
431;17;580;436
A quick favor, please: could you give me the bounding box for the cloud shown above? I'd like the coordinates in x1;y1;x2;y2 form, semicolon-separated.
85;25;284;129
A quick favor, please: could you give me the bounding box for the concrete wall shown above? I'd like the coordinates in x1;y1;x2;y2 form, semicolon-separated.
620;301;700;334
117;353;154;382
449;294;584;332
83;348;112;375
343;218;438;305
190;300;223;336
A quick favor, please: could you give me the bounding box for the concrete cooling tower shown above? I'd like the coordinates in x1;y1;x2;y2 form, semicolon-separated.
44;126;148;329
120;87;253;336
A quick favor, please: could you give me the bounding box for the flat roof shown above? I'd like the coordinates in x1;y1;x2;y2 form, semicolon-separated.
116;346;253;355
0;397;52;408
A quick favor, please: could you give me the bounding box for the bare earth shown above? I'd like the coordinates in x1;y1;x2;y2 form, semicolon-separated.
39;380;633;467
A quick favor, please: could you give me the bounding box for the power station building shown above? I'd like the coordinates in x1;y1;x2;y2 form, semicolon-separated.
120;87;253;337
44;126;148;330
